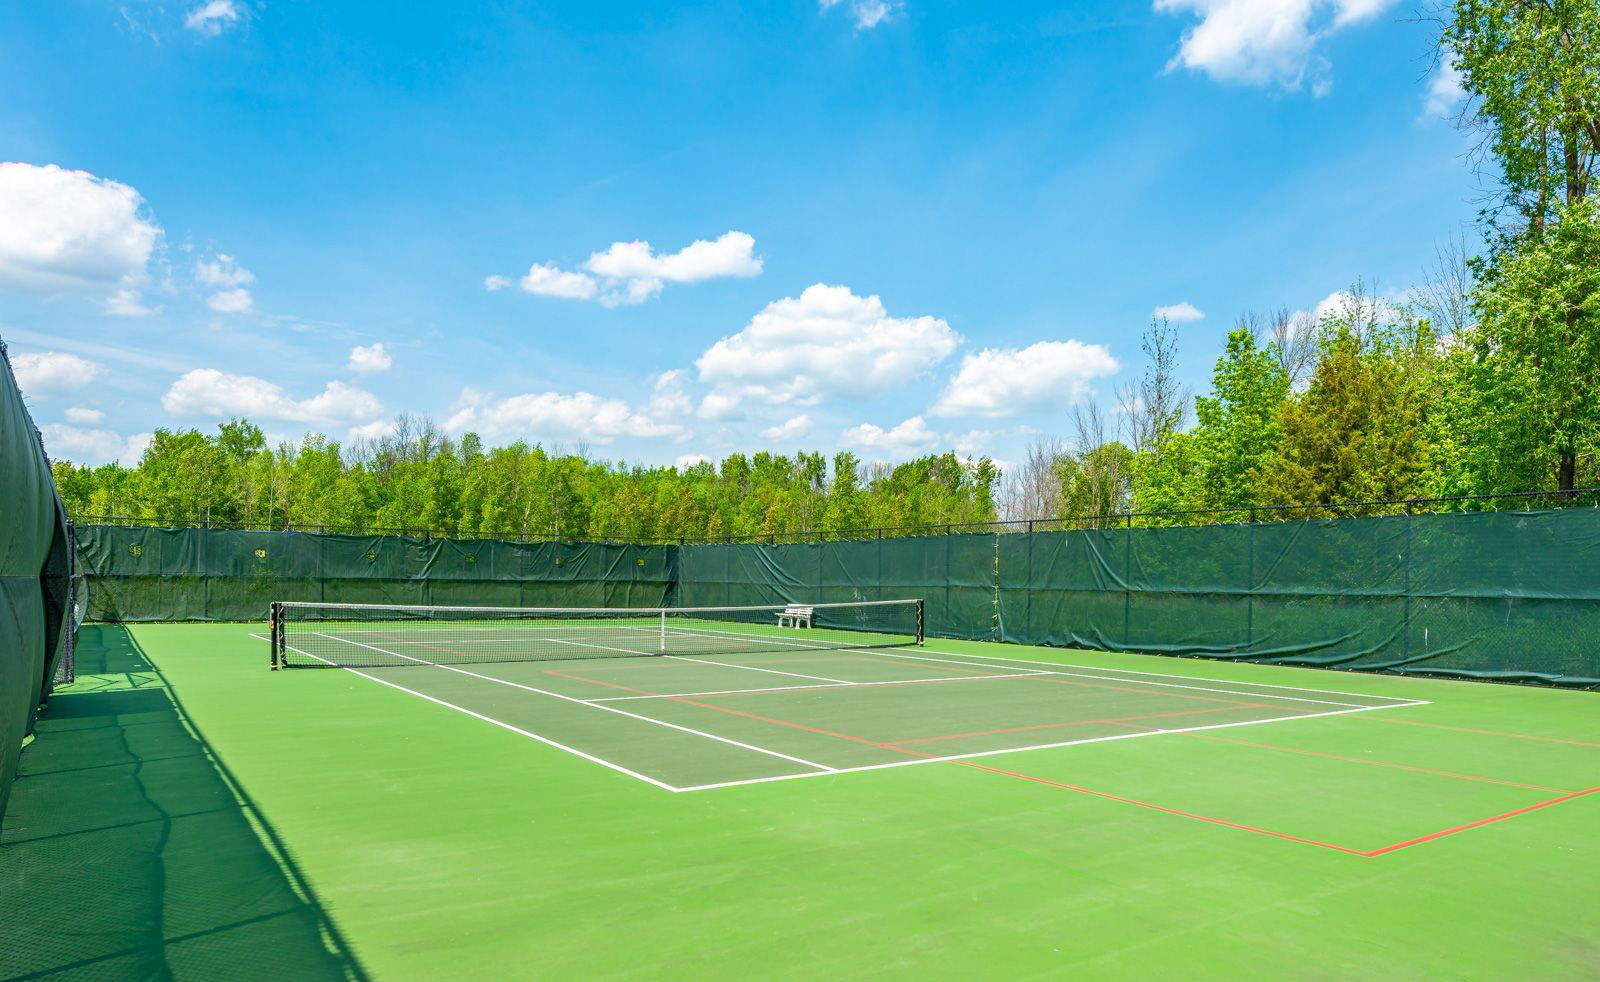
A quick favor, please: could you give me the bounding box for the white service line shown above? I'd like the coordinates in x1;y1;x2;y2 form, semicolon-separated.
672;701;1423;792
588;671;1049;703
646;625;1427;710
547;637;660;658
869;645;1429;703
275;640;684;792
306;632;837;772
663;654;853;684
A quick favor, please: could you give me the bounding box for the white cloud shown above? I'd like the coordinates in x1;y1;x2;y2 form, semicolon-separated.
1154;0;1396;93
696;283;961;413
495;231;761;307
11;351;105;398
105;287;160;317
1153;301;1205;322
697;390;742;420
65;406;105;424
840;416;939;458
647;370;694;417
930;340;1119;418
443;388;689;445
347;419;398;443
195;254;254;288
184;0;241;36
0;162;161;298
206;287;253;313
585;231;762;306
948;427;1031;457
347;342;392;374
163;369;383;423
199;257;255;311
820;0;901;30
675;454;712;471
516;262;599;300
1421;54;1467;121
598;275;664;308
760;414;813;441
1312;288;1403;325
40;423;150;466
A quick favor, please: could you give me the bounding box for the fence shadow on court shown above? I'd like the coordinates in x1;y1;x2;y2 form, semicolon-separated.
0;625;370;981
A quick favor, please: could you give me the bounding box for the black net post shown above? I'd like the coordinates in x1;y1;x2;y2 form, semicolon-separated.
915;598;925;645
269;601;282;670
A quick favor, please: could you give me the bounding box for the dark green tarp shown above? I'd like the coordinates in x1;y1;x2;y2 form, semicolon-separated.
0;343;74;823
683;511;1600;690
78;527;676;623
76;508;1600;691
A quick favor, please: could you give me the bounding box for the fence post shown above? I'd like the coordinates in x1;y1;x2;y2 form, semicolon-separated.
1403;500;1413;660
1122;512;1132;647
1246;510;1256;651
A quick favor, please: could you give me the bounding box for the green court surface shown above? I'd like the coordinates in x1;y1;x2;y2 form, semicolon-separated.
4;623;1598;980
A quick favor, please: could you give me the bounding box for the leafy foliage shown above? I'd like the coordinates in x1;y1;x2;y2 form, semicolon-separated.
51;422;1000;539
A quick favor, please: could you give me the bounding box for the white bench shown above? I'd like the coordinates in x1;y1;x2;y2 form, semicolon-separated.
775;605;814;629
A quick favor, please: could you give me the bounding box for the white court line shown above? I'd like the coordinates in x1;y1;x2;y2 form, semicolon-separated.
266;638;684;792
664;654;853;684
910;650;1431;703
588;672;1049;703
640;625;1428;710
305;632;837;773
546;637;660;658
672;702;1423;792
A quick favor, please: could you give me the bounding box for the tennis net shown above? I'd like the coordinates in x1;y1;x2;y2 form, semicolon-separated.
269;598;924;669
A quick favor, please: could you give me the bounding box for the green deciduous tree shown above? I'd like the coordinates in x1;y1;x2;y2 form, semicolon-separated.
1471;199;1600;488
1136;326;1290;517
48;419;1001;540
1257;318;1438;508
1445;0;1600;489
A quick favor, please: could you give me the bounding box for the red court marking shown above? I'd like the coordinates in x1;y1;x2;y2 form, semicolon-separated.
522;662;1597;858
1363;787;1600;857
890;704;1265;746
1365;716;1600;749
951;760;1369;856
413;641;479;660
1184;733;1577;794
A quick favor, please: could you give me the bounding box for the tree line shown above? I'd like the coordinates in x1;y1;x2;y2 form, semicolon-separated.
49;1;1600;538
50;417;1001;540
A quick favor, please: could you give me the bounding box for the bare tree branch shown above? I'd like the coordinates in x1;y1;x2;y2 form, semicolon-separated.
1419;227;1477;337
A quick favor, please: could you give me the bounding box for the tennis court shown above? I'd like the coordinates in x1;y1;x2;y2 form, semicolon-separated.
262;601;1435;798
8;606;1596;980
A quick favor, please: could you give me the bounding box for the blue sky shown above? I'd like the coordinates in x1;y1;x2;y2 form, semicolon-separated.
2;0;1473;471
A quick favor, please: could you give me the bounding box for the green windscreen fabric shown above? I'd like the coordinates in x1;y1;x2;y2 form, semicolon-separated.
676;535;995;640
75;509;1600;689
682;511;1600;690
77;526;676;623
1;342;73;825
